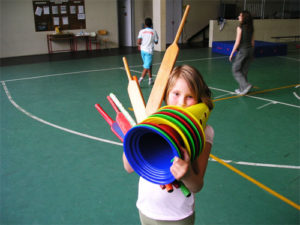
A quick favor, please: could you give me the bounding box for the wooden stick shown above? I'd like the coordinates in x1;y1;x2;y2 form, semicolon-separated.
123;57;147;123
145;5;190;116
109;93;136;126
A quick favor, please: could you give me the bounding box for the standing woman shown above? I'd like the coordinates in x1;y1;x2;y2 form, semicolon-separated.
229;10;254;95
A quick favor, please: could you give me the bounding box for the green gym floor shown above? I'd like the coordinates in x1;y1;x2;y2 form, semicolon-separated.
1;45;299;225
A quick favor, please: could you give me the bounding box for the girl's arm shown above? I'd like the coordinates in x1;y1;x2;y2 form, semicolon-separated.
170;125;214;193
123;152;134;173
137;38;142;51
229;26;242;62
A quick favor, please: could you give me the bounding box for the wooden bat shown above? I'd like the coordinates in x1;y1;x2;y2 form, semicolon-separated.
107;95;132;134
123;56;147;123
95;103;124;141
145;5;190;116
109;93;136;127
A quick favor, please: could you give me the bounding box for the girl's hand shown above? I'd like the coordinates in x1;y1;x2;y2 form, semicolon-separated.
170;147;191;180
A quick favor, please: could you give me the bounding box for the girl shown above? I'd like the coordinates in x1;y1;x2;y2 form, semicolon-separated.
123;65;214;225
229;10;255;95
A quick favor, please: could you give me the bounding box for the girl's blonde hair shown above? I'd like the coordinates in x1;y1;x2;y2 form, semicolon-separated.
165;65;214;110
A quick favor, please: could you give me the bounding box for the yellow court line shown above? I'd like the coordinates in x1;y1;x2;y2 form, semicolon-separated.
213;84;300;102
210;154;300;210
130;84;300;209
211;84;300;210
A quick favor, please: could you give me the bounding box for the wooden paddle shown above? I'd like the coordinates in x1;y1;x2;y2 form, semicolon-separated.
145;5;190;116
107;95;132;134
95;103;124;141
109;93;136;126
123;56;147;123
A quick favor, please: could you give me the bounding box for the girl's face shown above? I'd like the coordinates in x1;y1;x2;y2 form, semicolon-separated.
238;13;243;22
166;78;197;108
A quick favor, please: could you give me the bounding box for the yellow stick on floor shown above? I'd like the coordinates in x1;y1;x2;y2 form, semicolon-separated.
210;154;300;210
213;84;300;102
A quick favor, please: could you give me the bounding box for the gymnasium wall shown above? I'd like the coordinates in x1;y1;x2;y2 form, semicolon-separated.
0;0;221;58
183;0;219;43
134;0;153;45
0;0;119;58
209;19;300;47
2;0;297;58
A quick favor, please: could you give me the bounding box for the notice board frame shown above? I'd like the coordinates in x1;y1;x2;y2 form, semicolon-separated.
33;0;86;32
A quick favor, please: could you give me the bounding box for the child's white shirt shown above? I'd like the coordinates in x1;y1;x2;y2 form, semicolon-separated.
136;177;195;220
138;27;158;55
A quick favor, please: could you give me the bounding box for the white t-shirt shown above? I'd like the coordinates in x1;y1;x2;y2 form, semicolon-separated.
136;177;195;220
138;27;158;55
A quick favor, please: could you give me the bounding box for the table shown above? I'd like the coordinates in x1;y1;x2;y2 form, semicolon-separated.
47;33;75;54
74;34;92;51
47;33;98;53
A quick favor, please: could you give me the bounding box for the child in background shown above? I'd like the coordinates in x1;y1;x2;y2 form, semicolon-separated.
123;65;215;225
229;10;255;95
137;18;159;86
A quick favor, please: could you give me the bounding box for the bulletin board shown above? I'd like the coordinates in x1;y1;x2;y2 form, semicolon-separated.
33;0;86;32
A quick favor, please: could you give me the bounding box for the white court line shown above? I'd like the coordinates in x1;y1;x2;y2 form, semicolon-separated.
1;81;122;147
214;92;233;99
210;86;300;109
293;85;300;100
129;64;299;109
294;92;300;100
2;56;300;170
123;56;228;77
2;81;299;170
278;56;300;62
256;101;277;110
209;158;300;170
128;69;142;75
176;56;228;63
2;55;298;83
2;67;124;83
128;56;228;68
1;56;227;83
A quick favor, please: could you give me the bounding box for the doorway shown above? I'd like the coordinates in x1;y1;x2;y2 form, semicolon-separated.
117;0;134;47
166;0;182;44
